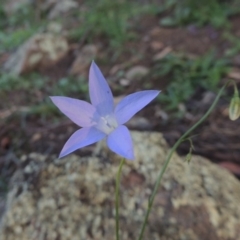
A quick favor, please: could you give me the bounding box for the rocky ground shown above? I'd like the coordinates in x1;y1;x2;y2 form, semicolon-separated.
1;1;240;239
1;1;240;178
0;131;240;240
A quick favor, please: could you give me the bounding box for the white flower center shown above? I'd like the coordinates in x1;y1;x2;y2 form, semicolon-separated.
95;114;118;135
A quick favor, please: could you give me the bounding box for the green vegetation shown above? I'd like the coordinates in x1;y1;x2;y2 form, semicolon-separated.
38;76;88;117
0;72;89;116
0;2;43;51
51;77;88;97
0;0;238;117
152;53;230;109
0;72;88;95
0;73;48;91
29;76;89;117
69;0;154;47
160;0;240;28
224;32;240;57
0;28;36;51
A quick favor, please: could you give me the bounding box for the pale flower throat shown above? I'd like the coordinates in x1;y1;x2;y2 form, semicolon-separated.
95;114;118;135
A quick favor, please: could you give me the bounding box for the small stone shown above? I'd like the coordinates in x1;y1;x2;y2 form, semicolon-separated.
47;22;63;34
153;47;172;61
150;41;164;51
154;106;169;121
126;117;152;130
119;78;130;86
109;64;122;75
178;103;186;113
46;0;79;19
3;34;69;75
70;44;98;76
227;68;240;81
20;155;27;162
24;165;32;174
109;57;140;75
31;133;42;143
125;66;149;81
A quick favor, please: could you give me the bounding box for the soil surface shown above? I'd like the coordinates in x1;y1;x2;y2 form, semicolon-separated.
1;9;240;186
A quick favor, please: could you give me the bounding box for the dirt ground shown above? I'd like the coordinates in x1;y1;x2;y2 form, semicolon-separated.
1;9;240;186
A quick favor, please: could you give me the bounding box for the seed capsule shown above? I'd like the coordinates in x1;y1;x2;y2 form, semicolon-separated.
229;96;240;121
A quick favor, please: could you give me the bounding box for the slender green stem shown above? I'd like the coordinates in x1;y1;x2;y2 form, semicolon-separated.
115;158;125;240
138;82;229;240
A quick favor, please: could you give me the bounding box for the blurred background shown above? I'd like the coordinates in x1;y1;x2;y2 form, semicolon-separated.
1;0;240;206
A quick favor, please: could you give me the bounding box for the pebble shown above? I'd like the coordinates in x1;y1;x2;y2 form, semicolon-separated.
70;44;98;76
153;47;172;61
125;66;149;81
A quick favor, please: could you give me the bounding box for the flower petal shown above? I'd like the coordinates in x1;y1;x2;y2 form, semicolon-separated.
114;90;160;125
59;127;106;158
50;96;100;127
89;61;114;116
107;125;134;160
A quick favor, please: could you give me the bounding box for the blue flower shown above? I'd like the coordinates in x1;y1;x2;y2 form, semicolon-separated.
50;62;160;160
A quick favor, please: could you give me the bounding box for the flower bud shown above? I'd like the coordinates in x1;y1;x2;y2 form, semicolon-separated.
229;96;240;121
185;152;192;163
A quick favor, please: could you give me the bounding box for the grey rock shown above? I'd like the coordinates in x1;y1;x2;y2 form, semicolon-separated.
48;0;79;19
70;44;98;76
4;34;69;75
153;47;172;61
0;131;239;240
126;117;152;130
119;78;130;86
125;66;149;81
